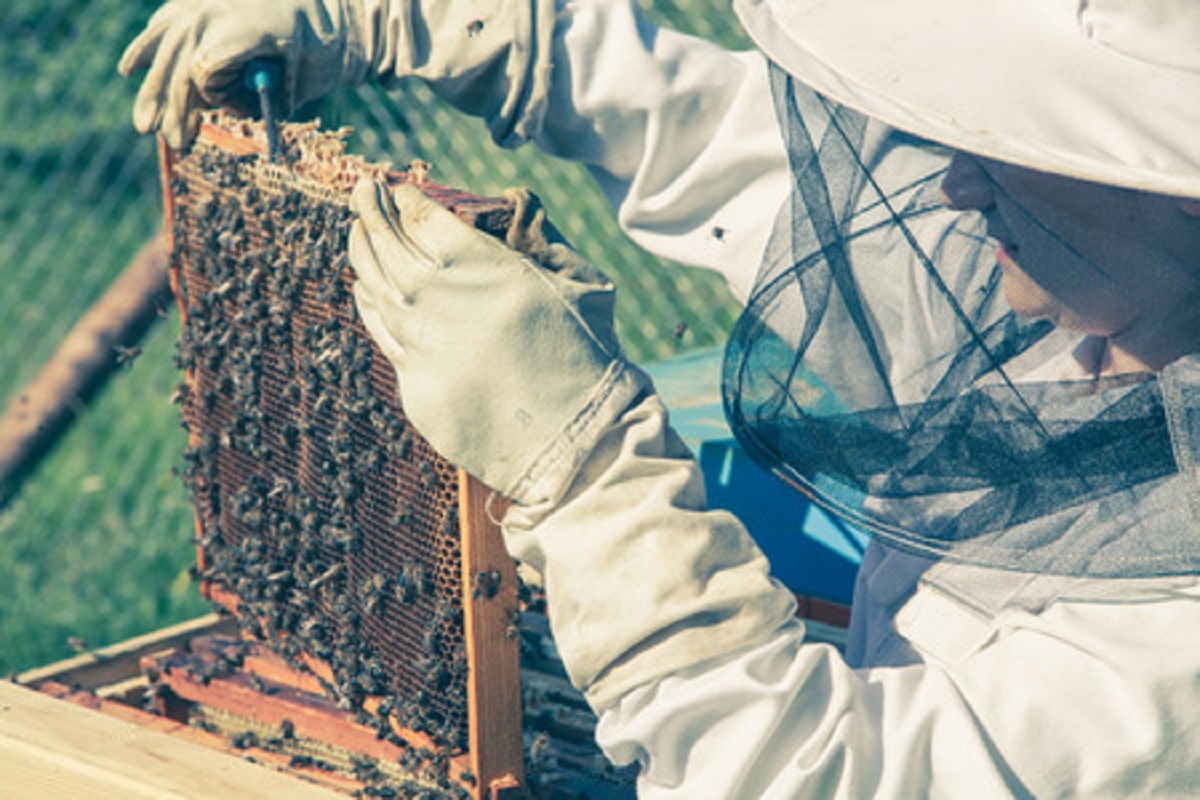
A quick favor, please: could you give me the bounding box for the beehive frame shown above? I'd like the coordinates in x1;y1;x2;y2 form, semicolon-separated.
160;115;523;798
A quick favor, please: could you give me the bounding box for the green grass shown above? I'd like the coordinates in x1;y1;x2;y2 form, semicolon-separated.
0;325;208;672
0;0;748;674
0;0;201;674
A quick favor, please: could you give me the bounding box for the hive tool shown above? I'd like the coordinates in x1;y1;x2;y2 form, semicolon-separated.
245;59;282;161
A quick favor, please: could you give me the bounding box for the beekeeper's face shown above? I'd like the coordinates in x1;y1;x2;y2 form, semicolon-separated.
940;153;1200;366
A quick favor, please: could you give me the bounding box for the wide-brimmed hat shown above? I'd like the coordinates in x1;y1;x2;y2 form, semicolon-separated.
733;0;1200;198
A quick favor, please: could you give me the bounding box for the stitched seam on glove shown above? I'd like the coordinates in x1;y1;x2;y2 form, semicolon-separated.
505;360;651;505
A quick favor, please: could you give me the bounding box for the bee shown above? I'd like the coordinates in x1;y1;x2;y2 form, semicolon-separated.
309;562;343;589
419;460;440;491
394;560;430;603
440;505;459;538
528;732;552;768
267;476;295;501
328;524;361;553
471;569;502;600
360;573;391;615
312;393;332;417
397;747;423;774
391;432;413;459
170;382;191;406
113;344;143;367
359;447;383;476
389;501;415;530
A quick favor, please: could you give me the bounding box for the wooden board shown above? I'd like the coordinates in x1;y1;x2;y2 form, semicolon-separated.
0;681;344;799
458;476;523;795
17;613;235;692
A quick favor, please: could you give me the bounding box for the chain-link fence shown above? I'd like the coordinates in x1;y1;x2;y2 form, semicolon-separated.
0;0;750;674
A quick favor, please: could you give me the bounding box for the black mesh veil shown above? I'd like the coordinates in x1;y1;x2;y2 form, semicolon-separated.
723;66;1200;578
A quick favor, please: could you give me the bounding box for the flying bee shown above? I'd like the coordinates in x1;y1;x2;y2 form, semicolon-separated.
113;344;142;368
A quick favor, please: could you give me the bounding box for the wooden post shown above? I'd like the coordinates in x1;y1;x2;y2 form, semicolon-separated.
459;472;525;798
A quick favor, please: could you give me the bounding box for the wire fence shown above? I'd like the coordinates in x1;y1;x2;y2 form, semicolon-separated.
0;0;750;673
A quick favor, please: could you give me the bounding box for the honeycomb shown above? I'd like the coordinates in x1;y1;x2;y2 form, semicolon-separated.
165;113;513;764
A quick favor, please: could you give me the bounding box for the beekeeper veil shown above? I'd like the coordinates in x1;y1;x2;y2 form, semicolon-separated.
724;0;1200;577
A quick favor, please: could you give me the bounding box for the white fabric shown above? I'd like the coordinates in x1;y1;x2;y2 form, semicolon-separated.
732;0;1200;198
508;2;1200;795
1076;0;1200;71
533;0;790;300
503;390;798;709
358;0;557;147
599;563;1200;798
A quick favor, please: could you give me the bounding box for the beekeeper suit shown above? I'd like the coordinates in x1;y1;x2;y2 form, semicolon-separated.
122;0;1200;795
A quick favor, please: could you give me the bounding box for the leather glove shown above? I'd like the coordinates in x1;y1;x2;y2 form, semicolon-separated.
119;0;554;150
118;0;365;149
349;180;643;503
351;181;796;709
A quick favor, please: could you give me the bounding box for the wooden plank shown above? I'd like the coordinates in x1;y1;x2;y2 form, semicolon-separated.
793;595;852;630
150;652;401;762
226;640;451;755
146;644;472;776
459;473;524;798
36;681;367;795
17;613;235;690
0;681;345;799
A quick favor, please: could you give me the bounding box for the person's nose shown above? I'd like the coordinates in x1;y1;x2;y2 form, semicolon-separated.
940;152;995;210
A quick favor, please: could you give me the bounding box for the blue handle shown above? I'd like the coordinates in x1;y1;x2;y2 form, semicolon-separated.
245;59;280;93
244;60;283;161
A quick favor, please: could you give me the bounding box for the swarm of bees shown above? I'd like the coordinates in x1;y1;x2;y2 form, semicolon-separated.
166;117;494;790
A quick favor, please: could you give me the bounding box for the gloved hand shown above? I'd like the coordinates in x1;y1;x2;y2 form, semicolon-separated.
119;0;554;150
118;0;364;149
351;180;795;710
349;180;638;503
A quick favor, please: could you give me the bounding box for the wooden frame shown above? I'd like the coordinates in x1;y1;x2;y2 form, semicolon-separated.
159;117;524;798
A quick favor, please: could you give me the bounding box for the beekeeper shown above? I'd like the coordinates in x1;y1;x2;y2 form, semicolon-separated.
121;0;1200;795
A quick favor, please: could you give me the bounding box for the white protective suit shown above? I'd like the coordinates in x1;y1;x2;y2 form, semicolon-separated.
499;1;1200;797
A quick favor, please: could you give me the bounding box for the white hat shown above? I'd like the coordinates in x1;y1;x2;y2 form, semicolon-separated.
733;0;1200;198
